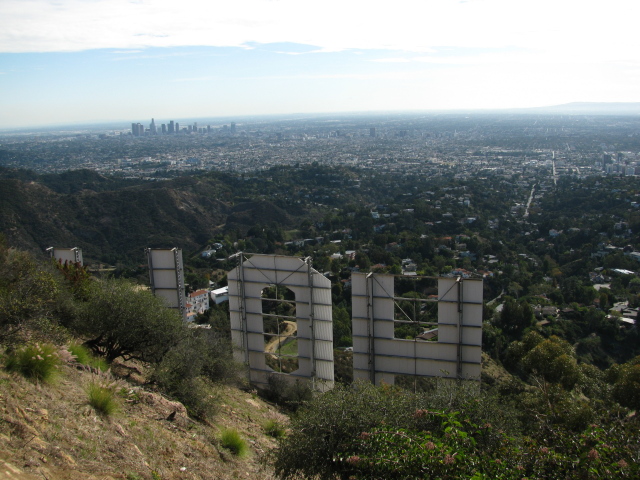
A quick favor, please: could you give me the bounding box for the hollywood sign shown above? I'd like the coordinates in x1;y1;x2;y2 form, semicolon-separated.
228;254;482;391
55;248;482;391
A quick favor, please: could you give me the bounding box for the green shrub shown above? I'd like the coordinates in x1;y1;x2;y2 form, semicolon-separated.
336;419;640;480
173;376;219;421
4;343;61;382
264;374;313;410
273;381;521;480
72;278;185;363
0;243;62;343
151;330;240;420
86;381;119;416
220;428;249;457
68;342;108;372
264;419;286;438
152;329;240;387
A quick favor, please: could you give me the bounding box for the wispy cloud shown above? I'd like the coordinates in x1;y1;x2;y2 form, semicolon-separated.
372;50;528;66
171;70;421;83
133;33;170;38
246;71;423;81
110;50;144;54
273;48;339;56
109;50;199;61
1;0;637;56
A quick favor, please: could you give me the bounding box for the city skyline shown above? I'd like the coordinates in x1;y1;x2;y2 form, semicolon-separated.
1;0;639;129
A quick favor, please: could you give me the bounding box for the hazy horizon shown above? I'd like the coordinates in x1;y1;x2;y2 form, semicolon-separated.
1;1;639;129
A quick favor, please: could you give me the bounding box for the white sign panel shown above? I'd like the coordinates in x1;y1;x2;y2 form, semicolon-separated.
352;273;482;385
228;254;334;391
146;248;186;320
47;247;83;266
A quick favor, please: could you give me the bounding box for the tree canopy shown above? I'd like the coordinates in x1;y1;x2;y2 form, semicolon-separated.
75;278;185;362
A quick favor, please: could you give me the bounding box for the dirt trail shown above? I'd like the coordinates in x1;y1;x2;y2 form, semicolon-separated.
264;321;297;353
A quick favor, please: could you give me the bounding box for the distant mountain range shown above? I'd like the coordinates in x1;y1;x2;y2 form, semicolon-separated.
516;102;640;115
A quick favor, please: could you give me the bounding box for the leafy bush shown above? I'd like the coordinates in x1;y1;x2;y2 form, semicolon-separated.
608;357;640;411
151;329;240;420
72;278;185;363
174;376;220;421
275;381;639;479
153;329;239;387
86;381;119;416
220;428;249;457
264;374;313;410
273;381;522;479
4;343;61;382
0;241;63;343
336;414;640;480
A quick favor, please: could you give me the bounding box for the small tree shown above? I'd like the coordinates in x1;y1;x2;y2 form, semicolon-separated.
497;298;534;337
608;357;640;411
74;278;184;363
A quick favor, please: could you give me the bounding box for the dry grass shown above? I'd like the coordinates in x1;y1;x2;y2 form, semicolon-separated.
0;353;284;480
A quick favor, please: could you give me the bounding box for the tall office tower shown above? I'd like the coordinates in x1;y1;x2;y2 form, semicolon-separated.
138;123;144;136
161;124;167;134
207;125;211;133
169;120;175;133
230;122;236;134
175;122;180;133
131;123;137;136
370;127;376;138
193;122;197;131
150;118;157;135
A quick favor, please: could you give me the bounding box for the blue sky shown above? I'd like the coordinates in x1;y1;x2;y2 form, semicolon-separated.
1;0;639;129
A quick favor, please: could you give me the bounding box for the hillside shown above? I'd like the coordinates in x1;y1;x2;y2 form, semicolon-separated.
0;358;284;480
0;170;314;264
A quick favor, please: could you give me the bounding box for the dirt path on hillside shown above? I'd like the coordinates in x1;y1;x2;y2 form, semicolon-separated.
264;321;297;353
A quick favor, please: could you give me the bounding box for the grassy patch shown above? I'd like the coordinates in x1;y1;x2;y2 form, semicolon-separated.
264;419;286;438
4;343;61;383
68;342;109;371
220;428;249;457
86;381;119;416
279;338;298;356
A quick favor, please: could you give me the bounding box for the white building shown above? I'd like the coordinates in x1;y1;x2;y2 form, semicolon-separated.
210;286;229;304
188;289;210;314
